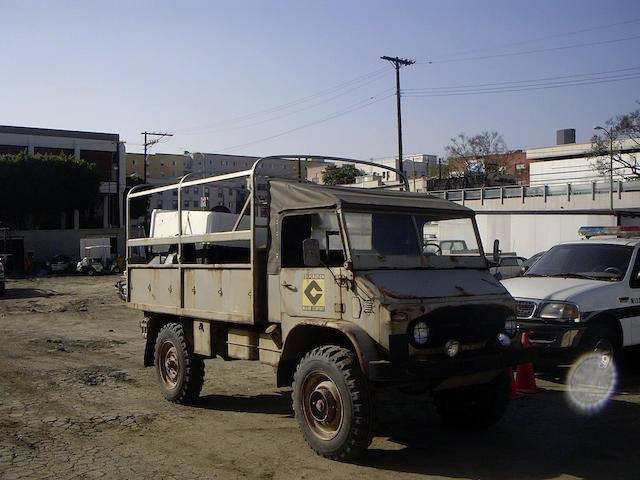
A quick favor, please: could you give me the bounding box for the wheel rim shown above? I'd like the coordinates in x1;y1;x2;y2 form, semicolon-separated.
593;338;613;369
301;371;343;441
159;340;180;389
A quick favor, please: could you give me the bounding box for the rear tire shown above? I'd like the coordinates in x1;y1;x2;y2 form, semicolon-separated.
154;323;205;404
432;370;511;430
292;345;373;461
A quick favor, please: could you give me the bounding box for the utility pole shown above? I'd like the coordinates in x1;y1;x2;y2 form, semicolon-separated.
380;55;415;178
594;126;615;211
141;131;173;182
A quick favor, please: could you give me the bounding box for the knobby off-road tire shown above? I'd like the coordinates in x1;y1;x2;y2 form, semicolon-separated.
432;370;511;430
154;322;205;404
292;345;373;461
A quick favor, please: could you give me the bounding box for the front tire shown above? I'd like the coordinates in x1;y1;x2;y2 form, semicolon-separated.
580;323;620;368
432;370;511;430
292;345;373;461
154;323;205;404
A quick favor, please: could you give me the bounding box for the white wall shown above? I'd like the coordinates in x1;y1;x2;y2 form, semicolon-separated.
475;213;617;258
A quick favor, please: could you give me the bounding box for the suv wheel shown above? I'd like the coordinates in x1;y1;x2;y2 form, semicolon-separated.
580;323;620;368
292;345;373;461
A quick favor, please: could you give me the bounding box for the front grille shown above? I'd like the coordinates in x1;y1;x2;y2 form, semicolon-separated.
516;301;536;318
409;305;509;350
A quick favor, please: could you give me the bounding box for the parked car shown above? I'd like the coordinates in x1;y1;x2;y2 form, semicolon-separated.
490;256;526;279
501;226;640;367
115;275;127;301
46;254;72;273
518;251;546;276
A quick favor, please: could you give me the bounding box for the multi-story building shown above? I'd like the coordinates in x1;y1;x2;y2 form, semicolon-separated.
527;129;639;186
0;125;126;267
127;152;328;213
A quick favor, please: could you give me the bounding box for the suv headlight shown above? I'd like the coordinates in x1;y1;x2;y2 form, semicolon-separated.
539;302;579;322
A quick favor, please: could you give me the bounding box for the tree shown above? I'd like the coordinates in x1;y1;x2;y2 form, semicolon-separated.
590;105;640;180
0;151;101;229
322;164;363;185
444;131;507;174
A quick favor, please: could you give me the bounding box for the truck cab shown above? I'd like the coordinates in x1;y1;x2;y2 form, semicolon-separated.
126;156;528;460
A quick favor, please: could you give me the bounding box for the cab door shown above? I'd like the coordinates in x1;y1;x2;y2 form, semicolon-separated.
278;212;345;321
280;266;343;320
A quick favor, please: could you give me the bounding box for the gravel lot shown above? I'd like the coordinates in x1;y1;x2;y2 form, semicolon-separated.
1;275;640;480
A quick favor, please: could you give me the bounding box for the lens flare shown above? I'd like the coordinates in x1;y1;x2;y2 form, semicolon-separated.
566;352;617;414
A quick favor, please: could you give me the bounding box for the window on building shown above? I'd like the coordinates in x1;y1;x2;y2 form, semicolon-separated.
172;161;177;166
156;200;163;209
193;187;199;194
172;200;178;209
160;161;164;166
132;159;136;165
515;163;527;171
172;190;177;197
184;200;189;208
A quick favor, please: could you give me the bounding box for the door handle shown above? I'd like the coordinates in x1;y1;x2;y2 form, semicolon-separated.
281;281;296;291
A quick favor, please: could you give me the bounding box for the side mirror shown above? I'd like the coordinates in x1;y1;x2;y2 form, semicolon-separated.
520;264;530;275
302;238;321;267
492;239;501;263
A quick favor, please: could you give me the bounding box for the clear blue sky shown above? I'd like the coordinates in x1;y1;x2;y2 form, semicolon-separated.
2;0;639;159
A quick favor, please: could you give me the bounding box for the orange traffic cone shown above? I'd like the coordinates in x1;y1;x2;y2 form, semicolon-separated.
516;332;544;394
509;367;524;399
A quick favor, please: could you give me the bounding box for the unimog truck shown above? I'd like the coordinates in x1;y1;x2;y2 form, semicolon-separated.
126;156;529;460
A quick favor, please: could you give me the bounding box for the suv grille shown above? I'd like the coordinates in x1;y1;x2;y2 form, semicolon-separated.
516;301;535;318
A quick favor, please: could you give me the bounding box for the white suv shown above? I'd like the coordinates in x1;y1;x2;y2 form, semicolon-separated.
501;226;640;365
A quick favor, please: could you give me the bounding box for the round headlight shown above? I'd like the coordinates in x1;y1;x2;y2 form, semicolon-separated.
505;315;517;336
412;321;429;345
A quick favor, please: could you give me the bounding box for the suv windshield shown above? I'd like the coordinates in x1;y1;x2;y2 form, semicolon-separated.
526;243;633;280
344;212;483;269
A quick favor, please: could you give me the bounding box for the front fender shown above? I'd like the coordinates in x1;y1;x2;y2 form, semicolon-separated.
276;317;381;387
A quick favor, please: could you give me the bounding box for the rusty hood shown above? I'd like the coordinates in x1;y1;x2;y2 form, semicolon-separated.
361;270;508;300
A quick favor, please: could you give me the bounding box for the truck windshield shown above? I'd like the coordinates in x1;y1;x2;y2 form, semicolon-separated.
344;212;482;268
526;244;633;281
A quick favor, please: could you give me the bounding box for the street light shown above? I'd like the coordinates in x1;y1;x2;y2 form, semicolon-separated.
594;125;614;211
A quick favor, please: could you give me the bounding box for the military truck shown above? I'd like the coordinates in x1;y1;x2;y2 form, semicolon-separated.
126;156;528;460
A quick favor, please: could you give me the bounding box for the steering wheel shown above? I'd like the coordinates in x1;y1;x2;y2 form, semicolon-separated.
604;266;622;277
423;243;442;256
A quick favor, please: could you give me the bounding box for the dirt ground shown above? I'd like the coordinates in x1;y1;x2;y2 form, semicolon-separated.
1;275;640;480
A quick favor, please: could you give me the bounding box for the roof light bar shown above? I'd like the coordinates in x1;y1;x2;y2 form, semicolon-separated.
579;226;640;238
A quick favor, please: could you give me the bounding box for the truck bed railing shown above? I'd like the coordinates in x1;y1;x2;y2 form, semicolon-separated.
125;155;408;323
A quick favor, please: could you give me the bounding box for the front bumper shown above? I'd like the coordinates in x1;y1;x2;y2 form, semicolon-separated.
516;319;588;362
369;347;533;382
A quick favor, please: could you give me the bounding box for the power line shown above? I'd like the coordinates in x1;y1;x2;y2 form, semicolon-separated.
179;77;392;136
173;67;389;134
403;72;640;98
423;17;640;63
404;65;640;92
421;33;640;64
216;92;394;153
